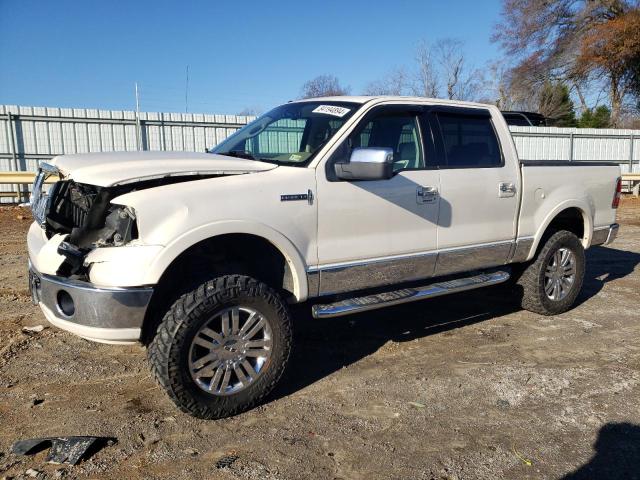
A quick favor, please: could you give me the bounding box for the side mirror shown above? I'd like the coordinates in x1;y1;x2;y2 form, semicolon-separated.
334;147;394;181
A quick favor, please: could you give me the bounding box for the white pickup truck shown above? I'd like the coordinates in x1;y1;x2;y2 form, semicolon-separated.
26;96;621;418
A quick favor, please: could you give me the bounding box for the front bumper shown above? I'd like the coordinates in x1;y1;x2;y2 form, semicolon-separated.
591;223;619;247
29;264;153;344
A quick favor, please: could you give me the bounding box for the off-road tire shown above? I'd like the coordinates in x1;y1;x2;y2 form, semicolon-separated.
148;275;292;419
515;230;585;315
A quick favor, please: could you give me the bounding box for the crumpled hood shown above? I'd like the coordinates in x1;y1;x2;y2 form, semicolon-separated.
50;151;277;187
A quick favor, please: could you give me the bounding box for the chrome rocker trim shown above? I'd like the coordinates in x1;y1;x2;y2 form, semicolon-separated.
311;240;515;296
312;270;510;319
29;265;154;344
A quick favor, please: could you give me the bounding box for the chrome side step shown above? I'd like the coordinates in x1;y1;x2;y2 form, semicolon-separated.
311;270;510;319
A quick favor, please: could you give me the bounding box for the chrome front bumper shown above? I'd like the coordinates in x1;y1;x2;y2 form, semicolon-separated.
591;223;619;247
29;264;154;344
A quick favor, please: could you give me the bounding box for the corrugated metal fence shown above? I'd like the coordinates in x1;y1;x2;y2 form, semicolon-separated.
0;104;256;201
510;126;639;173
1;105;639;202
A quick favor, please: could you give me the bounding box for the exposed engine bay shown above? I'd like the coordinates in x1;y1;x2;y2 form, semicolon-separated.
37;173;224;277
47;181;137;248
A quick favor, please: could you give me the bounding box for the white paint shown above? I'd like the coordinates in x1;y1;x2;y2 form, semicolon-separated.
50;151;275;187
27;96;621;315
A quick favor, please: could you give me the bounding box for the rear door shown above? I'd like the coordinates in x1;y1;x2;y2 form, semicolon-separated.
423;107;519;275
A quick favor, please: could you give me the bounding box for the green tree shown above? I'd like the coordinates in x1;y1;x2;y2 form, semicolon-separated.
577;106;612;128
539;82;577;127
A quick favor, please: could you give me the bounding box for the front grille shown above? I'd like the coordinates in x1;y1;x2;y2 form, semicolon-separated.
47;181;97;232
70;200;88;227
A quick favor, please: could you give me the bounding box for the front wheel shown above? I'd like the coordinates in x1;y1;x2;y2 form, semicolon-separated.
515;230;585;315
148;275;292;419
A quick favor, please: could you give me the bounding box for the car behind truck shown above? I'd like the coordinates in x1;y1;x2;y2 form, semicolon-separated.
26;96;620;418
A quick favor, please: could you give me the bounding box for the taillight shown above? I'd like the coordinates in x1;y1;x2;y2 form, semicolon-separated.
612;177;622;208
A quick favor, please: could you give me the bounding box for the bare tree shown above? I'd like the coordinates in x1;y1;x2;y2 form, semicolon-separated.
300;75;350;98
481;61;516;108
408;39;486;101
434;39;465;99
237;106;263;116
364;67;410;95
411;40;440;98
362;39;490;102
433;39;486;101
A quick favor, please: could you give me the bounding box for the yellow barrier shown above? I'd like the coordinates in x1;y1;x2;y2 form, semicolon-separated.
0;171;57;185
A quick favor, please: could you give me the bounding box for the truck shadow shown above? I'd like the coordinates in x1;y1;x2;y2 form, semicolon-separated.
270;245;640;400
576;245;640;307
560;422;640;479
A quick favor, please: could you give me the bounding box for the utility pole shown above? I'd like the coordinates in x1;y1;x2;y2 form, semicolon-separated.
135;82;142;150
185;65;190;113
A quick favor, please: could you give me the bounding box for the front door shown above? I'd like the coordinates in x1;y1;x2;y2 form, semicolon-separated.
314;105;440;295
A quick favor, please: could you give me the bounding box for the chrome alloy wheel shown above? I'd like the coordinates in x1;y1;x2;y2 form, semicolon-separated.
188;306;272;395
544;247;576;301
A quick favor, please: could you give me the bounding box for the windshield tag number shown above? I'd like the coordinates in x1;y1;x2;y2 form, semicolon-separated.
312;105;351;117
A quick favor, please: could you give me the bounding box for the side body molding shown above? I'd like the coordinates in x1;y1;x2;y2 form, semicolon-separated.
143;220;310;302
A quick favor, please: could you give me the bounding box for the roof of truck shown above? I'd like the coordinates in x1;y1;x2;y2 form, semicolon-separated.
291;95;493;109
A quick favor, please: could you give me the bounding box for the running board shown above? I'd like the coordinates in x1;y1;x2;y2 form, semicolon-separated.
311;270;510;319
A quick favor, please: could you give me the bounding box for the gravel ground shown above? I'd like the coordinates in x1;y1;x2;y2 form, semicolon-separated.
0;198;639;480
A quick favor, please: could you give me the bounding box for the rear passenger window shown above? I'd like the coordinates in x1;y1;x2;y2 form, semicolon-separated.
436;113;502;167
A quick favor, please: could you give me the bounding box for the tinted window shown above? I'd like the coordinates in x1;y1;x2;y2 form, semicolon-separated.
503;113;531;126
352;112;424;172
436;113;502;167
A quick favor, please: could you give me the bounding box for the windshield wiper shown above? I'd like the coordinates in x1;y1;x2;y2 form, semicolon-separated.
220;150;257;160
219;150;286;165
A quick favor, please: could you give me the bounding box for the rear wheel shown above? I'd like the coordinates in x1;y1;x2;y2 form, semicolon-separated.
515;230;585;315
148;275;292;419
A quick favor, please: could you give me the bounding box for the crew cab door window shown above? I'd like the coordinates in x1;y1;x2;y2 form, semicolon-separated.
435;113;502;168
352;112;425;172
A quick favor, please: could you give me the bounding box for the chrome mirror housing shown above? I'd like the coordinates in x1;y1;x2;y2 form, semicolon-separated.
334;147;394;181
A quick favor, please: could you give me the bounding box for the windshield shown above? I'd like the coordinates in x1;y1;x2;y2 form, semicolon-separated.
211;101;359;166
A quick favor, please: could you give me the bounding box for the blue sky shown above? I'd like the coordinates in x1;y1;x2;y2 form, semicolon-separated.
0;0;503;114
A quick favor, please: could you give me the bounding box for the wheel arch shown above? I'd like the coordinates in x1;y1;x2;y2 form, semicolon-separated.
139;222;309;345
525;201;593;261
143;221;310;301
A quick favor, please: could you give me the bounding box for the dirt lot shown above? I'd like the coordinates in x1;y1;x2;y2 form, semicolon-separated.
1;199;639;480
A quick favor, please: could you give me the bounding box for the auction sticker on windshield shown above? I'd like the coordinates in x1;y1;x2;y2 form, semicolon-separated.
312;105;351;117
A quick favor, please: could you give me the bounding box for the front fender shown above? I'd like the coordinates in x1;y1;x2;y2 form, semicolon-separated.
143;220;310;302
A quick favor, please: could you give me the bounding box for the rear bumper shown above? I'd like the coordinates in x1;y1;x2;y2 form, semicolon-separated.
29;263;153;344
591;223;619;247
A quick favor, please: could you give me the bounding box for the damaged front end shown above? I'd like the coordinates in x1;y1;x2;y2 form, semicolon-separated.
45;181;139;276
30;167;139;278
29;163;214;279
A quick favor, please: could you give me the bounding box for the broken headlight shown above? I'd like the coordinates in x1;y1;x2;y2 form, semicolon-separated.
91;205;138;247
56;205;138;276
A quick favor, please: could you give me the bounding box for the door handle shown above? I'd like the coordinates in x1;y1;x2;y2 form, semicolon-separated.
417;186;438;204
498;182;516;198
